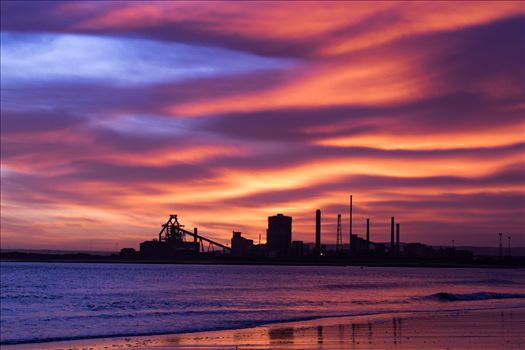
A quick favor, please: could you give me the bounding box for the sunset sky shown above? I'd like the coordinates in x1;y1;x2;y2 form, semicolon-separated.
1;1;524;250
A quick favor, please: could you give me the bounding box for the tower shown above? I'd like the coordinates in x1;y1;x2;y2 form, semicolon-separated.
315;209;321;252
266;214;292;256
349;195;353;252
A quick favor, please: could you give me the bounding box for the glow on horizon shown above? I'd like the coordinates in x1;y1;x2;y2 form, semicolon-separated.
0;1;523;250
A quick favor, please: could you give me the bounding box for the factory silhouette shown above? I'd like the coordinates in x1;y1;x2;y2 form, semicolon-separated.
120;195;476;263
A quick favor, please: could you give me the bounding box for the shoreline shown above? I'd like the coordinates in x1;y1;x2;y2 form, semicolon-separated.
4;307;524;349
2;256;524;268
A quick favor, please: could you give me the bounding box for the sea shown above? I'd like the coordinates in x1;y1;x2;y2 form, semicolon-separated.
1;262;524;345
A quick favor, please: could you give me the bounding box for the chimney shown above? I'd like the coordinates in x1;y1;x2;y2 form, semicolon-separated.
390;217;395;253
349;195;353;250
316;209;321;251
194;227;198;243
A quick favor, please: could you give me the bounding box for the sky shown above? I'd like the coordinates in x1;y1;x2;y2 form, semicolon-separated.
1;1;524;251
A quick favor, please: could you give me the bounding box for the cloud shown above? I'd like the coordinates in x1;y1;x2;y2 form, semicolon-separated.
1;109;85;134
3;1;520;59
0;32;294;86
1;2;524;249
217;164;525;208
0;68;294;116
171;14;524;118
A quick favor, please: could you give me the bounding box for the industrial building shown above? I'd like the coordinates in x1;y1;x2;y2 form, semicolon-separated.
140;224;199;258
350;234;369;254
266;213;292;256
138;215;231;258
291;240;305;257
231;231;254;257
119;195;479;264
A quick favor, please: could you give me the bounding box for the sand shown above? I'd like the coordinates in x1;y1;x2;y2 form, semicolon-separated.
4;308;524;350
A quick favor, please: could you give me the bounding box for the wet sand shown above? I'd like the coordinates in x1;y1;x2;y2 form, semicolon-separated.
4;308;524;350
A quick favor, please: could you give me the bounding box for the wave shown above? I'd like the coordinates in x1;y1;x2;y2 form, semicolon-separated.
0;314;339;345
323;282;398;290
4;304;525;346
425;292;525;302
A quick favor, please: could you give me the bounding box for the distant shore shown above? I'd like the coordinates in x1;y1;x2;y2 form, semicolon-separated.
4;307;524;350
2;251;524;268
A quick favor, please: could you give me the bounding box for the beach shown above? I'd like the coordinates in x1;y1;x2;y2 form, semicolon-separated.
4;308;524;350
2;263;524;349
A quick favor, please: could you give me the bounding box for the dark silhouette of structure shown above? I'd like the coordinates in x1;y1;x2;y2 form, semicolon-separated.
349;195;353;252
231;231;254;257
109;195;520;266
336;214;342;251
350;233;369;255
315;209;321;253
10;196;519;265
403;242;434;258
291;240;305;257
267;213;292;256
139;214;230;258
119;247;136;258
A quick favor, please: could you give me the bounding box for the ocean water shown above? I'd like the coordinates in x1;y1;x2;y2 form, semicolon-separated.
1;262;524;345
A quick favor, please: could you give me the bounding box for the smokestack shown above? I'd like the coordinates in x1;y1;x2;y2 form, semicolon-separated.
349;195;353;249
396;223;400;254
390;217;395;253
194;228;198;243
366;218;370;244
316;209;321;251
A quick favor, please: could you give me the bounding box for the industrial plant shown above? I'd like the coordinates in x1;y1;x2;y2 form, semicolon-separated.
119;194;476;263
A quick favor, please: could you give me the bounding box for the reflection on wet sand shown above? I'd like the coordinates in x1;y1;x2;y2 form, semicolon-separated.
157;308;524;349
269;327;294;344
317;325;323;344
5;308;524;349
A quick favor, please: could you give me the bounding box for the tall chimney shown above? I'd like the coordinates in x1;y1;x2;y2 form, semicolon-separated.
396;223;400;254
194;227;198;243
349;195;353;249
316;209;321;251
390;217;395;253
366;218;370;244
